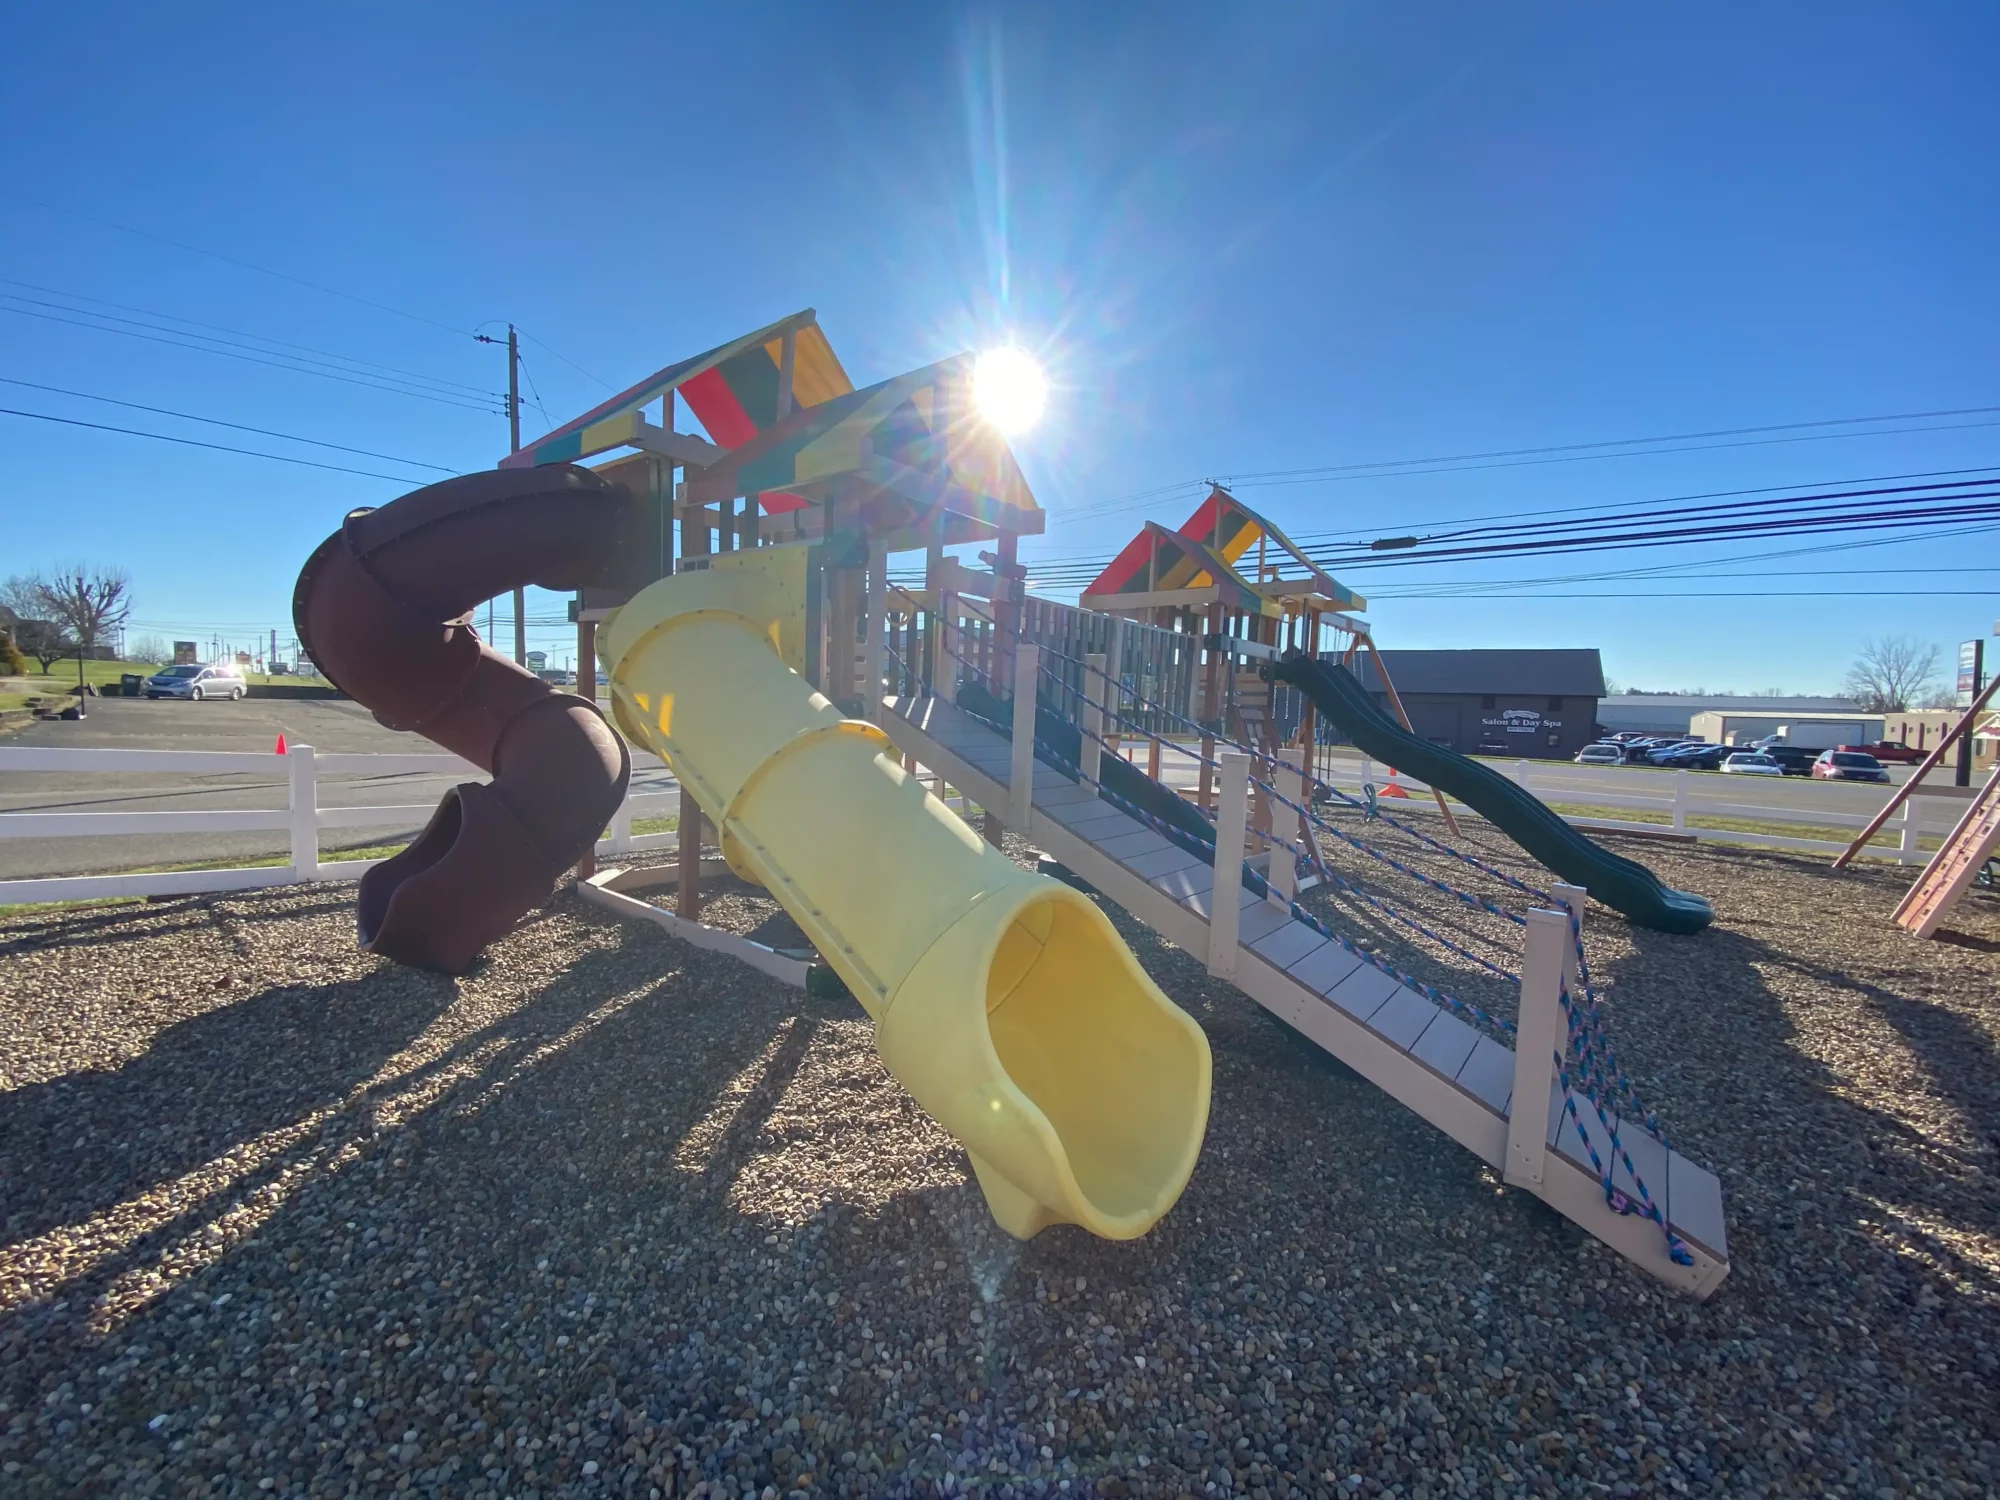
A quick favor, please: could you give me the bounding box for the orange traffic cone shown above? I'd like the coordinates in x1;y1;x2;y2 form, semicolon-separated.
1380;765;1410;799
275;733;288;756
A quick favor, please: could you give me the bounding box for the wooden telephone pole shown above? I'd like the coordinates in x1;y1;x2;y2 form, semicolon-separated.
507;325;527;667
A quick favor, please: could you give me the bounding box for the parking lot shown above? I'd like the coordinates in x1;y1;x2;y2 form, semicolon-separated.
0;695;675;881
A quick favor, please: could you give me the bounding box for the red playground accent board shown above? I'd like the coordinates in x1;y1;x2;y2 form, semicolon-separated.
1894;765;2000;938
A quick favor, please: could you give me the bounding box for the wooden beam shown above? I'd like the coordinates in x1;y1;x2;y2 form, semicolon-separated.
627;414;727;468
777;329;797;419
575;614;599;880
677;484;711;920
1208;751;1250;978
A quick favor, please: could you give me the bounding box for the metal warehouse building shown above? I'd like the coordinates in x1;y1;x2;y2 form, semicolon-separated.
1342;648;1607;760
1595;693;1863;736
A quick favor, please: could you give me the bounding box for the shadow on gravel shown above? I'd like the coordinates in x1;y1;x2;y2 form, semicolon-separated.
0;924;810;1403
0;891;361;956
1603;918;2000;1306
0;969;452;1254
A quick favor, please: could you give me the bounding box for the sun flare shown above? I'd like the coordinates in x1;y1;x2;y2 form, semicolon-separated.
972;346;1047;435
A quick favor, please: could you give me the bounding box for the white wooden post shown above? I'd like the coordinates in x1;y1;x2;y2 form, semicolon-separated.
287;743;319;882
609;790;634;854
1010;644;1039;829
1208;750;1250;978
863;543;887;724
936;588;957;704
1505;905;1572;1190
1672;770;1689;832
1517;758;1532;787
1552;882;1586;984
1268;752;1304;907
1105;615;1125;760
1897;798;1921;865
1081;652;1107;786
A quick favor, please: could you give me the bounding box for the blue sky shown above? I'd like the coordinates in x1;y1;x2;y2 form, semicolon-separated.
2;3;1994;692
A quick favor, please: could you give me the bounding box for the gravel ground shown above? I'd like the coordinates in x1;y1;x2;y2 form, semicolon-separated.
0;820;1996;1498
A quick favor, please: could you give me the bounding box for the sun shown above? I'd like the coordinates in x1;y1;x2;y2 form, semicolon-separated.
972;346;1047;435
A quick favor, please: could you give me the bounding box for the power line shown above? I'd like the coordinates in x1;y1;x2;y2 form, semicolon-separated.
0;300;503;414
0;278;499;399
512;326;613;391
1301;498;2000;572
0;378;459;472
1059;408;2000;524
1277;463;2000;546
1357;476;2000;551
6;190;474;338
1342;589;2000;600
1022;465;2000;584
1221;405;2000;487
0;406;437;483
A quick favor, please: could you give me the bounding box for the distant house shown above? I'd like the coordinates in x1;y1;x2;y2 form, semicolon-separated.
1335;648;1607;760
1595;693;1861;736
0;604;72;664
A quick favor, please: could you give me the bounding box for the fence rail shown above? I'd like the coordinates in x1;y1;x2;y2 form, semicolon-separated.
0;744;678;906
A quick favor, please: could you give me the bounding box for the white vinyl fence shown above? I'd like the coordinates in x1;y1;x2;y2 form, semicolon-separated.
0;745;678;906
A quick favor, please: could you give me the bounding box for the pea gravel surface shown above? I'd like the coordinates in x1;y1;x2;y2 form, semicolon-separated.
0;823;1996;1499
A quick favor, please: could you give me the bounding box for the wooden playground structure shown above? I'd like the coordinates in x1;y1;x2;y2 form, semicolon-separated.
503;311;1731;1295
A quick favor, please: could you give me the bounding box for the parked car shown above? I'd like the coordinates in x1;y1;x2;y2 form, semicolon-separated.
1673;745;1734;771
1645;738;1708;764
1813;750;1890;783
1720;752;1784;776
1838;740;1924;764
1574;743;1625;765
145;663;246;701
1652;741;1716;767
1761;745;1817;777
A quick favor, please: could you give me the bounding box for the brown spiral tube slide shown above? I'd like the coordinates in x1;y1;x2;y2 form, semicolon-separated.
292;466;636;972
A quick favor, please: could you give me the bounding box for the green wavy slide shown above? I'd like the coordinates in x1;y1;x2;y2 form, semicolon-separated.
1270;655;1714;935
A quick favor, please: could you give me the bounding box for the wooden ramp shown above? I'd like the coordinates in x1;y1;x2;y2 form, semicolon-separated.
881;692;1729;1298
1894;763;2000;938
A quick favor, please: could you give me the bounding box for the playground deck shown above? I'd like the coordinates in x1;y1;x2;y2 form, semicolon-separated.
881;692;1729;1297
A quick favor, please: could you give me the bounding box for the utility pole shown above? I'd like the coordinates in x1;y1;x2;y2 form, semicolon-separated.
508;324;527;668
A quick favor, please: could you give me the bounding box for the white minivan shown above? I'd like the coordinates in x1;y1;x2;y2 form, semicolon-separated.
145;663;247;701
1574;743;1624;766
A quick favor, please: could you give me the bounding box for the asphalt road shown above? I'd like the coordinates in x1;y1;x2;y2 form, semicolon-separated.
0;696;676;881
4;700;1975;883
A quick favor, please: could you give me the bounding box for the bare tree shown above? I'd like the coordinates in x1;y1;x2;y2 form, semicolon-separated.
128;633;172;665
1842;634;1940;713
35;564;131;658
0;574;43;622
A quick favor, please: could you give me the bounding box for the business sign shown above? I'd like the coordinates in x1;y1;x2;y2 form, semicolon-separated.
1959;640;1985;709
526;651;548;671
173;641;198;665
1480;708;1563;735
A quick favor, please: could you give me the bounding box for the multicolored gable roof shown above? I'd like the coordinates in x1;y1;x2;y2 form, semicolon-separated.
499;310;851;473
1081;485;1366;614
685;356;1042;539
1083;523;1276;615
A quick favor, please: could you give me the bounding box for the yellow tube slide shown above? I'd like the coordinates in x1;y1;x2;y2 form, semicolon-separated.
599;569;1212;1240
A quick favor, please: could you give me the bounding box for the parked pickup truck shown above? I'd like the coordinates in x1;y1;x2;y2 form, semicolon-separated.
1837;741;1926;764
